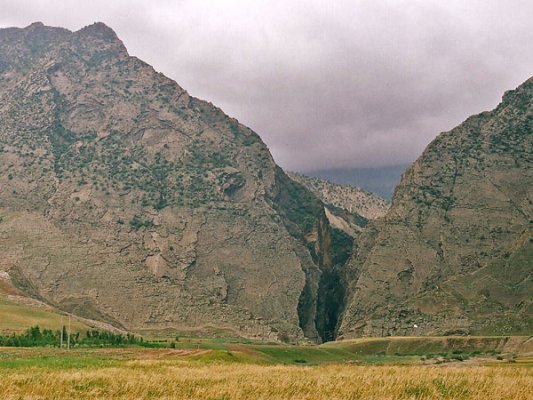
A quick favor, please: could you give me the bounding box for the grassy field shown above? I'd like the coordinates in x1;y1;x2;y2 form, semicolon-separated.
2;290;533;399
0;347;532;400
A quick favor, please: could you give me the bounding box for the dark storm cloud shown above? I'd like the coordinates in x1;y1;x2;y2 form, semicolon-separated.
2;0;533;171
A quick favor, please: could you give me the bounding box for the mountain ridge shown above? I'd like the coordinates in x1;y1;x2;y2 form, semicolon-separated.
303;164;408;200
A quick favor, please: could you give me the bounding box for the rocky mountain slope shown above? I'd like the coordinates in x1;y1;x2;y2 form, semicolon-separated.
0;22;351;342
339;77;533;338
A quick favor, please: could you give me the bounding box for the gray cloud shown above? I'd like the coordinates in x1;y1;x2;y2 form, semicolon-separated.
2;0;533;171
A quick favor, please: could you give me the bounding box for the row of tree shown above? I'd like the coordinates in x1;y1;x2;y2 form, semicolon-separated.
0;326;162;348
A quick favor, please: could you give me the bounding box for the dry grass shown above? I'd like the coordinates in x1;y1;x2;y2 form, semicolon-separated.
1;357;532;400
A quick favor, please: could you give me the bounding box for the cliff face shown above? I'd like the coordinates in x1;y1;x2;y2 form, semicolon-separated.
339;77;533;338
0;22;338;341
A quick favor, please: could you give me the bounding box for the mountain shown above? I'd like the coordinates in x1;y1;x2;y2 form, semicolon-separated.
0;22;350;342
339;77;533;338
304;164;409;200
3;22;530;344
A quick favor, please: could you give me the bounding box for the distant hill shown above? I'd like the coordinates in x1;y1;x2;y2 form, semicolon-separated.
303;164;409;200
287;172;389;221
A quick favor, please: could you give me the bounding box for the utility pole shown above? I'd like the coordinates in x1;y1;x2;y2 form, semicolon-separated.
67;315;71;350
60;316;64;349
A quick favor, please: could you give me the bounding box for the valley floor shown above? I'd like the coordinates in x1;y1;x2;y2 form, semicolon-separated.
0;346;532;399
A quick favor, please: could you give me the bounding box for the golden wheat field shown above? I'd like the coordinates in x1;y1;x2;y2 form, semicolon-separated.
1;350;533;400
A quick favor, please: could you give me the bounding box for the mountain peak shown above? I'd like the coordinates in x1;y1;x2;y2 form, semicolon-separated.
21;21;70;35
27;21;45;29
76;22;120;42
71;22;127;56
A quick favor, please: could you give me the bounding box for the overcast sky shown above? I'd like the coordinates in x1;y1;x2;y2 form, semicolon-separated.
2;0;533;171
